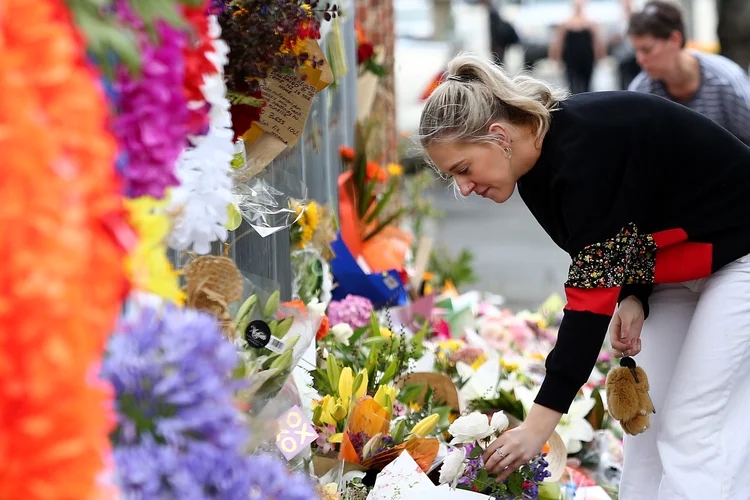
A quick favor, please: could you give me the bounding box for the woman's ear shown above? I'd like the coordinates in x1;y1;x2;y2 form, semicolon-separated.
488;122;511;145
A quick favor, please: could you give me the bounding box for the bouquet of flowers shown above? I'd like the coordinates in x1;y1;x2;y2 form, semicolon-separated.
439;412;552;500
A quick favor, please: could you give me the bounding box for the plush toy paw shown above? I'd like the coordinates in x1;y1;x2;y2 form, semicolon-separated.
605;357;656;436
621;413;651;435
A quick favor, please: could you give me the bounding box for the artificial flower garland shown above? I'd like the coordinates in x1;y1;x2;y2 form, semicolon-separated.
113;0;189;199
168;14;235;254
0;0;127;497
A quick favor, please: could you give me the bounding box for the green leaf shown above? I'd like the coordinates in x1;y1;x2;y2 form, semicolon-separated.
348;326;368;346
363;207;408;242
397;384;426;404
359;177;378;220
263;290;280;319
353;123;368;205
391;419;407;444
369;310;380;338
326;354;341;395
378;357;400;387
361;337;388;347
275;317;294;338
507;472;524;496
365;178;398;224
469;446;483;459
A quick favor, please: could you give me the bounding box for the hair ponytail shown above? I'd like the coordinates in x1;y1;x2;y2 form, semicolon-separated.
419;53;567;148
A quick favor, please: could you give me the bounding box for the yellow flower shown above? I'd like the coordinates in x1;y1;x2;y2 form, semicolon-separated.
500;358;520;372
379;327;393;338
410;413;440;438
386;163;404;176
437;339;464;352
354;369;368;401
338;367;354;407
471;355;488;371
305;202;320;231
374;385;397;413
125;196;184;304
409;402;422;412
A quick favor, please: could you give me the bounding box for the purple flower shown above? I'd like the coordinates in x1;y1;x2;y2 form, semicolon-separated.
327;294;374;329
457;443;484;488
247;454;318;500
102;302;252;498
113;1;189;199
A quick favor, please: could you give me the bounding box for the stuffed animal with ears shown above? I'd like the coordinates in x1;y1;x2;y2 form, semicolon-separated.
606;356;656;436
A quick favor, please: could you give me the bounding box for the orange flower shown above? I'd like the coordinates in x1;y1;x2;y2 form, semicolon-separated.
0;0;127;497
366;161;388;183
339;145;355;161
316;314;330;341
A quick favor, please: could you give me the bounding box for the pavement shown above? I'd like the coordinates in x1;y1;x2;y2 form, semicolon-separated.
395;28;619;311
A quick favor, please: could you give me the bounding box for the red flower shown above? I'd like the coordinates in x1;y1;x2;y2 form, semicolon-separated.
357;42;375;64
339;146;355;161
182;1;217;136
230;89;264;141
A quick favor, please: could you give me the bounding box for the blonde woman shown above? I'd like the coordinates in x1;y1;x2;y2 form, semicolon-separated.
420;53;750;500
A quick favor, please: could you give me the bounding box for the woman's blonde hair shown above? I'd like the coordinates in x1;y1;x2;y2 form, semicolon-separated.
419;53;567;149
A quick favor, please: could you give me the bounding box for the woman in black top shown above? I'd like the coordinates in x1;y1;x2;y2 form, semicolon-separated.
549;0;606;93
419;53;750;499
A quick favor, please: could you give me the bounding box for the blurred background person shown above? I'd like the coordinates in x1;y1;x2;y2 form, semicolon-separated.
484;0;520;67
628;0;750;144
549;0;607;93
611;0;642;89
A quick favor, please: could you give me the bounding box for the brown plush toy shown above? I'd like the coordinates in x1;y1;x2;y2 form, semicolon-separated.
605;357;656;436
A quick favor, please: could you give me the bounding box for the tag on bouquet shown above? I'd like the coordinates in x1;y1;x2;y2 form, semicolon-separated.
276;405;318;460
244;320;271;349
265;336;287;354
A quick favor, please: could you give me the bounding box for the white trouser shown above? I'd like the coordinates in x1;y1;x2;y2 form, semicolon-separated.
619;254;750;500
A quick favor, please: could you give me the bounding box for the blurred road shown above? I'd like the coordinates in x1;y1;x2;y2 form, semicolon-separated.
395;6;620;311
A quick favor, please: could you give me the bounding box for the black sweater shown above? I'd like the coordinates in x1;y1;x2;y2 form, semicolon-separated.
518;91;750;413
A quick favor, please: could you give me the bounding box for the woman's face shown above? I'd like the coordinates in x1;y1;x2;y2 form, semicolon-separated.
427;140;517;203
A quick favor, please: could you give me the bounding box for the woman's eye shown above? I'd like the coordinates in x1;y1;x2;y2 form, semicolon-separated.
456;166;469;175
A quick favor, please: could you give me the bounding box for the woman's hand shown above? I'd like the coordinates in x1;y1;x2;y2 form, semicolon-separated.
482;405;561;482
610;295;644;357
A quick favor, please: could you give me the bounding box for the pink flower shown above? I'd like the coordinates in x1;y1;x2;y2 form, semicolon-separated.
597;350;612;362
327;294;374;329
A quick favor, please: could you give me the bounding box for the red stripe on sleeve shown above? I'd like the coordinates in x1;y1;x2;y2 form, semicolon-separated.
652;228;688;248
564;287;621;316
654;242;713;283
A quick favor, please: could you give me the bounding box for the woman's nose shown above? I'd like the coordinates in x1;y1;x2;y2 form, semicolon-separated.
458;180;475;197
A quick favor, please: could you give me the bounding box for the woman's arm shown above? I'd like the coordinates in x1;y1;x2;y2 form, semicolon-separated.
548;25;566;62
591;23;607;61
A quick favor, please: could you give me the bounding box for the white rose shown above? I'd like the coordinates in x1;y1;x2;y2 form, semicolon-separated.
439;447;467;488
330;323;354;345
490;411;509;434
448;412;493;445
306;298;327;316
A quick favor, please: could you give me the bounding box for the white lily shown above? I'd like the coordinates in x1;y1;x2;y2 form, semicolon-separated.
514;386;595;454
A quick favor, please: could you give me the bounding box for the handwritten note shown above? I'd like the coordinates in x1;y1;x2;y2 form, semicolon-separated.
257;68;321;147
275;405;318;460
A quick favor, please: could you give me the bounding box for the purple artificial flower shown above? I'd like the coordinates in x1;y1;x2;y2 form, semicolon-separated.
210;0;228;14
327;294;374;329
458;443;484;488
247;454;318;500
101;302;252;498
113;0;189;199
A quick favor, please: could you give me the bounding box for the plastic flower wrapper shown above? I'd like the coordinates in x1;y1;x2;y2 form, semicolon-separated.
233;288;320;417
439;411;555;500
292;247;333;305
231;165;308;237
